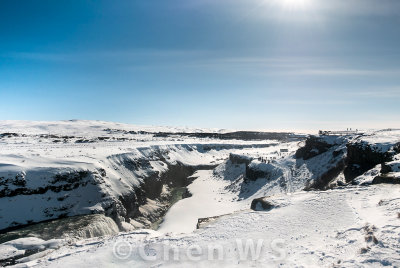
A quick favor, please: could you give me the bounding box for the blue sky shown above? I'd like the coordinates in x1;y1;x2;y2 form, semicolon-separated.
1;0;400;131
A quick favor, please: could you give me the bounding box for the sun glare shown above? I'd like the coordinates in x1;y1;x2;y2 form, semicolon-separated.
280;0;313;10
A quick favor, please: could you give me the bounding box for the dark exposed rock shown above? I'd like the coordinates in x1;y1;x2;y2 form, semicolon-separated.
141;171;163;200
305;159;346;190
104;128;304;141
332;149;343;158
120;157;152;171
0;133;20;138
0;171;93;198
103;128;145;135
182;188;192;198
97;168;107;177
372;175;400;184
140;162;198;200
245;164;270;181
197;216;220;229
116;161;216;229
12;174;26;187
394;142;400;154
229;153;253;165
116;187;147;222
250;197;277;211
57;195;69;201
154;131;302;141
344;142;394;182
75;139;95;143
163;163;197;187
244;161;284;182
196;214;230;229
295;136;333;160
51;171;89;184
381;163;392;174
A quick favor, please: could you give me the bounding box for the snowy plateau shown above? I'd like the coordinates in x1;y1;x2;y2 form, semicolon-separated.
0;120;399;267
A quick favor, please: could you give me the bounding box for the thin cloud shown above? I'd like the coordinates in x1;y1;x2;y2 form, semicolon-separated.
1;49;204;63
286;68;400;76
345;88;400;98
5;51;400;79
324;0;400;16
263;99;354;105
4;52;76;62
196;57;400;77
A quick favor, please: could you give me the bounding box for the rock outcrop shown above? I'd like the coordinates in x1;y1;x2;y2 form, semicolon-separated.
250;197;277;211
295;136;333;160
229;153;253;165
344;142;394;182
372;175;400;184
245;162;283;182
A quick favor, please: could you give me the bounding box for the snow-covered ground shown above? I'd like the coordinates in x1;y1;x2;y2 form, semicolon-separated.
1;121;399;267
14;184;400;267
157;170;247;233
0;120;289;233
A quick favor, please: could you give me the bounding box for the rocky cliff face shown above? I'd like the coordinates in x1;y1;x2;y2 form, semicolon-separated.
229;153;253;165
245;162;283;182
0;170;99;199
0;168;109;232
295;136;334;160
344;142;394;182
221;133;398;193
306;159;346;190
0;143;260;233
0;159;206;233
295;133;400;188
293;135;347;190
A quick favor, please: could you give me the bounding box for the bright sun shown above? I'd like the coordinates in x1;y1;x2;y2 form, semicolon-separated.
280;0;312;10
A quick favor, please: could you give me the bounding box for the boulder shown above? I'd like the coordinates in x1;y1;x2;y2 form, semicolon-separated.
250;197;277;211
381;161;400;174
372;175;400;184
